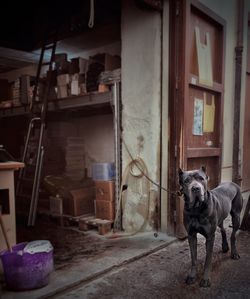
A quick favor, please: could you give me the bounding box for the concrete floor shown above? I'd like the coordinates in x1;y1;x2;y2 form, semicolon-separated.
52;224;250;299
1;197;249;299
0;231;176;299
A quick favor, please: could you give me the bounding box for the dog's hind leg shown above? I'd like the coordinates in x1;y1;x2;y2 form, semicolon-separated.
186;234;197;285
230;211;241;259
230;191;242;260
219;222;229;253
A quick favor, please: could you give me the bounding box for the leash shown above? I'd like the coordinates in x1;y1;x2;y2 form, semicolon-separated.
118;139;182;238
122;139;181;196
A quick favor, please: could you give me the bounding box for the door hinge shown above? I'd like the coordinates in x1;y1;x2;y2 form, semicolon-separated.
174;145;177;157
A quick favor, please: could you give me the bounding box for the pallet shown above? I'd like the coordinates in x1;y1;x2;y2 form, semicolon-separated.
38;209;94;227
78;216;113;235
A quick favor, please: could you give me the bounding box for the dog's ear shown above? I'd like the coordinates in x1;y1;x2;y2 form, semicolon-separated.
178;168;183;177
178;168;184;185
200;165;206;173
200;165;209;179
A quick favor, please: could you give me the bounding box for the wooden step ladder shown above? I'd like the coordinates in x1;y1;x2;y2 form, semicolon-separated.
16;33;57;226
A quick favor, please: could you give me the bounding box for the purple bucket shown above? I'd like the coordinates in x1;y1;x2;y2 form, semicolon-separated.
0;242;54;291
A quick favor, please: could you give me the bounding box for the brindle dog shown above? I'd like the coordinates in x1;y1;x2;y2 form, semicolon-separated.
179;166;243;287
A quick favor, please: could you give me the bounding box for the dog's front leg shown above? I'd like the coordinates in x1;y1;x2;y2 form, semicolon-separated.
186;234;197;284
200;234;215;287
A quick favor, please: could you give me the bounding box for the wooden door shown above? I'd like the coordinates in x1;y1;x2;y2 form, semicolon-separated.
242;17;250;191
168;0;225;237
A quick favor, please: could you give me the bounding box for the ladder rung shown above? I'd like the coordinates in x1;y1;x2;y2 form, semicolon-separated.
42;62;51;66
44;45;54;50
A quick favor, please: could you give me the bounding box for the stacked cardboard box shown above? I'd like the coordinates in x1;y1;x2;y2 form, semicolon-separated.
57;74;70;98
54;53;121;97
45;176;95;217
43;136;85;180
70;57;88;75
64;137;85;180
0;79;12;108
11;78;21;106
86;62;105;92
64;187;95;216
95;181;115;221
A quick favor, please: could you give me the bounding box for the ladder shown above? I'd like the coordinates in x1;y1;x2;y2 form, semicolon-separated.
16;33;57;226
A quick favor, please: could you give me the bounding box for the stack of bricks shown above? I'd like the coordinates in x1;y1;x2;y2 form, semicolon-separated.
94;181;115;221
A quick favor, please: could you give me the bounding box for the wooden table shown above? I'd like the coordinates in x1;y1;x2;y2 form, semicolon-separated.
0;162;24;251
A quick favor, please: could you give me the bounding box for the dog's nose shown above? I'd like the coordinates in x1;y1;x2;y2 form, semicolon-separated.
191;186;200;193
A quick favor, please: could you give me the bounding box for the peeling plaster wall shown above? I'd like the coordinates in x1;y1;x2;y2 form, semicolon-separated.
121;0;161;232
161;1;170;232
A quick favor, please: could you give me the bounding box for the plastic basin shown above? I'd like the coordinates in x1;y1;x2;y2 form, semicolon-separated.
0;242;54;291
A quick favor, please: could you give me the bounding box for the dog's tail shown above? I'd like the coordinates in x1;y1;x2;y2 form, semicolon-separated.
231;183;243;214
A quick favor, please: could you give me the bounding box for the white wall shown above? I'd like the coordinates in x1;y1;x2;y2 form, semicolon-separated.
121;0;161;232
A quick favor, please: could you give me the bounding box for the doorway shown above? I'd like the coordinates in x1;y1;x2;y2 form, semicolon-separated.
168;0;226;237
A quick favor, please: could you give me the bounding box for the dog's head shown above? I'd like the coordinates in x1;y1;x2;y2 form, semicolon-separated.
179;166;208;209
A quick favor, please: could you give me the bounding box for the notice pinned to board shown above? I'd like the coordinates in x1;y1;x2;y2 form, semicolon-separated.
195;26;213;87
203;94;215;133
193;98;203;136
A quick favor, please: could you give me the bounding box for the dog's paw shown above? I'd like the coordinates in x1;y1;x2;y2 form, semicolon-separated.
231;252;240;260
199;279;211;288
185;275;196;285
222;243;229;253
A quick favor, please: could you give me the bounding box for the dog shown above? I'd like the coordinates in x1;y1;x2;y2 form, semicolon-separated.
178;166;243;287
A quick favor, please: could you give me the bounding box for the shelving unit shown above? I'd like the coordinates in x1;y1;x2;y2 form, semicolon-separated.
0;91;113;118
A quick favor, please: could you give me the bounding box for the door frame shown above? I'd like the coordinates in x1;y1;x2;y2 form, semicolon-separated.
242;14;250;192
168;0;226;237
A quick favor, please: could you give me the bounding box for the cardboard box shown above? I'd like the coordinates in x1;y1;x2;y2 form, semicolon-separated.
71;57;89;74
50;196;63;215
0;79;11;102
95;200;115;221
98;84;109;93
57;85;68;98
95;181;114;199
57;74;70;86
54;53;69;73
90;53;121;71
95;181;115;202
63;187;95;216
70;74;80;96
20;75;30;104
